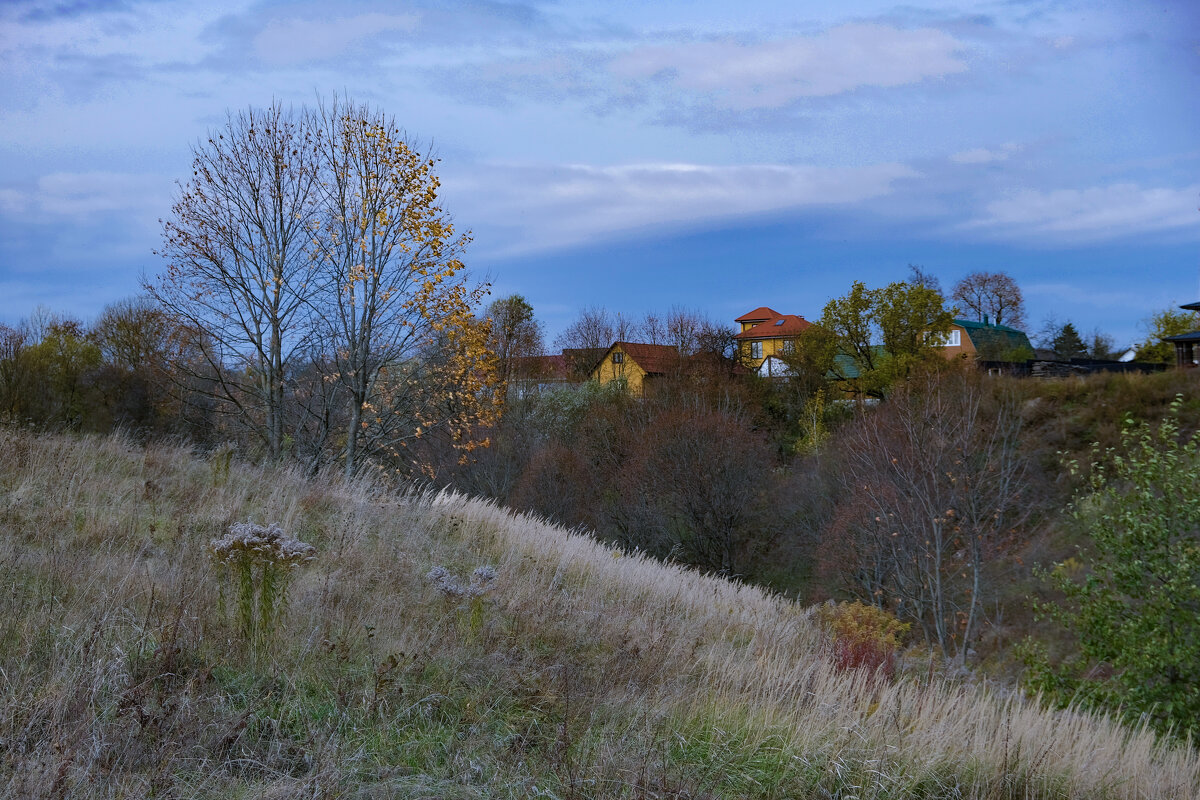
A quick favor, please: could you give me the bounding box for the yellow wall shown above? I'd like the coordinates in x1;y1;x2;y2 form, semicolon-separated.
738;336;796;369
591;345;649;395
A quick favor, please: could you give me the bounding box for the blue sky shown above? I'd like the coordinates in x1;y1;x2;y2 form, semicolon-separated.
1;0;1197;347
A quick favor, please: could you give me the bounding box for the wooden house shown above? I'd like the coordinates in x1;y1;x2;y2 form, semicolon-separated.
937;318;1033;362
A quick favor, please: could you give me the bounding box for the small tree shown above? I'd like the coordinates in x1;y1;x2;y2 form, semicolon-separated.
1052;323;1088;360
820;369;1028;661
487;294;543;394
1031;400;1200;739
1135;308;1200;364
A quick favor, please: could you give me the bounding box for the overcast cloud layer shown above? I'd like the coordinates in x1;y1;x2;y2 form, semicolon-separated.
1;0;1197;344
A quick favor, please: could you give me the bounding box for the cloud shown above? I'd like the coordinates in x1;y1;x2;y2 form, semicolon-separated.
252;11;420;67
0;172;171;219
445;160;918;254
608;23;968;110
950;142;1022;164
961;183;1200;240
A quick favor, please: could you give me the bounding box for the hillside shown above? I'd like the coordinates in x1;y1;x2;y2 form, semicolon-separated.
1;429;1197;798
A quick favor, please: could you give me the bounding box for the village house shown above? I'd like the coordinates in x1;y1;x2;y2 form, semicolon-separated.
1162;300;1200;368
733;307;814;370
936;317;1034;363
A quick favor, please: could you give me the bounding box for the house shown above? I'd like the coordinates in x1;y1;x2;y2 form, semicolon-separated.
590;342;746;396
937;318;1033;362
733;307;814;369
1162;301;1200;368
590;342;684;396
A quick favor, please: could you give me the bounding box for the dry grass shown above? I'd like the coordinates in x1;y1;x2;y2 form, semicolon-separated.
1;428;1197;798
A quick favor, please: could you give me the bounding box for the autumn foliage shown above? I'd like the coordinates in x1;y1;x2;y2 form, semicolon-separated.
817;601;910;680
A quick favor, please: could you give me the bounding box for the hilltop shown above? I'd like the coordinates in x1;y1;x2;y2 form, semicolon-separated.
1;429;1197;798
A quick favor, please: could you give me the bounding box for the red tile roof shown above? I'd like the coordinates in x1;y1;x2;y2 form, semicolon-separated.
733;313;813;340
613;342;683;375
735;306;783;322
601;342;747;378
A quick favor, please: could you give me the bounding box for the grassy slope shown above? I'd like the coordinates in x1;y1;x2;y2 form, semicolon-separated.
1;429;1197;799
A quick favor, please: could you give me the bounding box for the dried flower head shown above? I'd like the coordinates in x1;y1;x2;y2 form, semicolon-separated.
427;564;498;598
209;521;316;568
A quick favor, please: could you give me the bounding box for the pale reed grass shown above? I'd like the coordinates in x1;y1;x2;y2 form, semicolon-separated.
1;428;1197;798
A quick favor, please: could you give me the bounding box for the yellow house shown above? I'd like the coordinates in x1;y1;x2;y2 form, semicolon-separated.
589;341;683;396
734;307;815;369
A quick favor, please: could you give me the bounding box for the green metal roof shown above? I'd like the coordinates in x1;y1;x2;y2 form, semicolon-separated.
953;319;1033;361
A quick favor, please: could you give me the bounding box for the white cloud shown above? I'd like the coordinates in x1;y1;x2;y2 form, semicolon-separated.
609;23;967;109
962;183;1200;240
445;160;918;254
950;142;1022;164
253;12;420;66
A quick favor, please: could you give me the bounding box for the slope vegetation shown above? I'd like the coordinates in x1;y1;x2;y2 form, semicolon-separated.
1;429;1196;798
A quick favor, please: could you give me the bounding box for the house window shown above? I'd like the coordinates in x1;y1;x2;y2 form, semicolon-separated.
613;351;624;364
751;341;763;360
940;330;961;347
782;340;795;354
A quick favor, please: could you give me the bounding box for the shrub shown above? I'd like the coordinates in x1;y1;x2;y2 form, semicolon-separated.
1029;398;1200;739
208;521;316;645
817;601;909;679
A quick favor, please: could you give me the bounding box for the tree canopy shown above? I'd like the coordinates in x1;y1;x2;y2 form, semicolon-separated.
951;271;1026;330
821;280;954;397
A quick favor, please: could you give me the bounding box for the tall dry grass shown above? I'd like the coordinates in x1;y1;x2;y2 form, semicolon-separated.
0;428;1196;798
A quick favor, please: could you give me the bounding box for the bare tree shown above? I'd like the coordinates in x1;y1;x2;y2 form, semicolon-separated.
951;271;1026;330
147;102;324;460
487;294;543;391
907;263;942;295
310;97;480;478
823;369;1028;661
556;306;618;377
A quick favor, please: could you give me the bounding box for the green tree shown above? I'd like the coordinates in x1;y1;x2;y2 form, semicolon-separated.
25;320;102;427
1030;401;1200;739
1134;308;1200;364
820;280;953;397
1051;322;1087;360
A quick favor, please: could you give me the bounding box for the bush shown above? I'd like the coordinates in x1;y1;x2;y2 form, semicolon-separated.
817;601;909;679
1029;398;1200;739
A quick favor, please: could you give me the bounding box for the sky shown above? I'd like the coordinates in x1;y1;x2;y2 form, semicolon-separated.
1;0;1197;348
